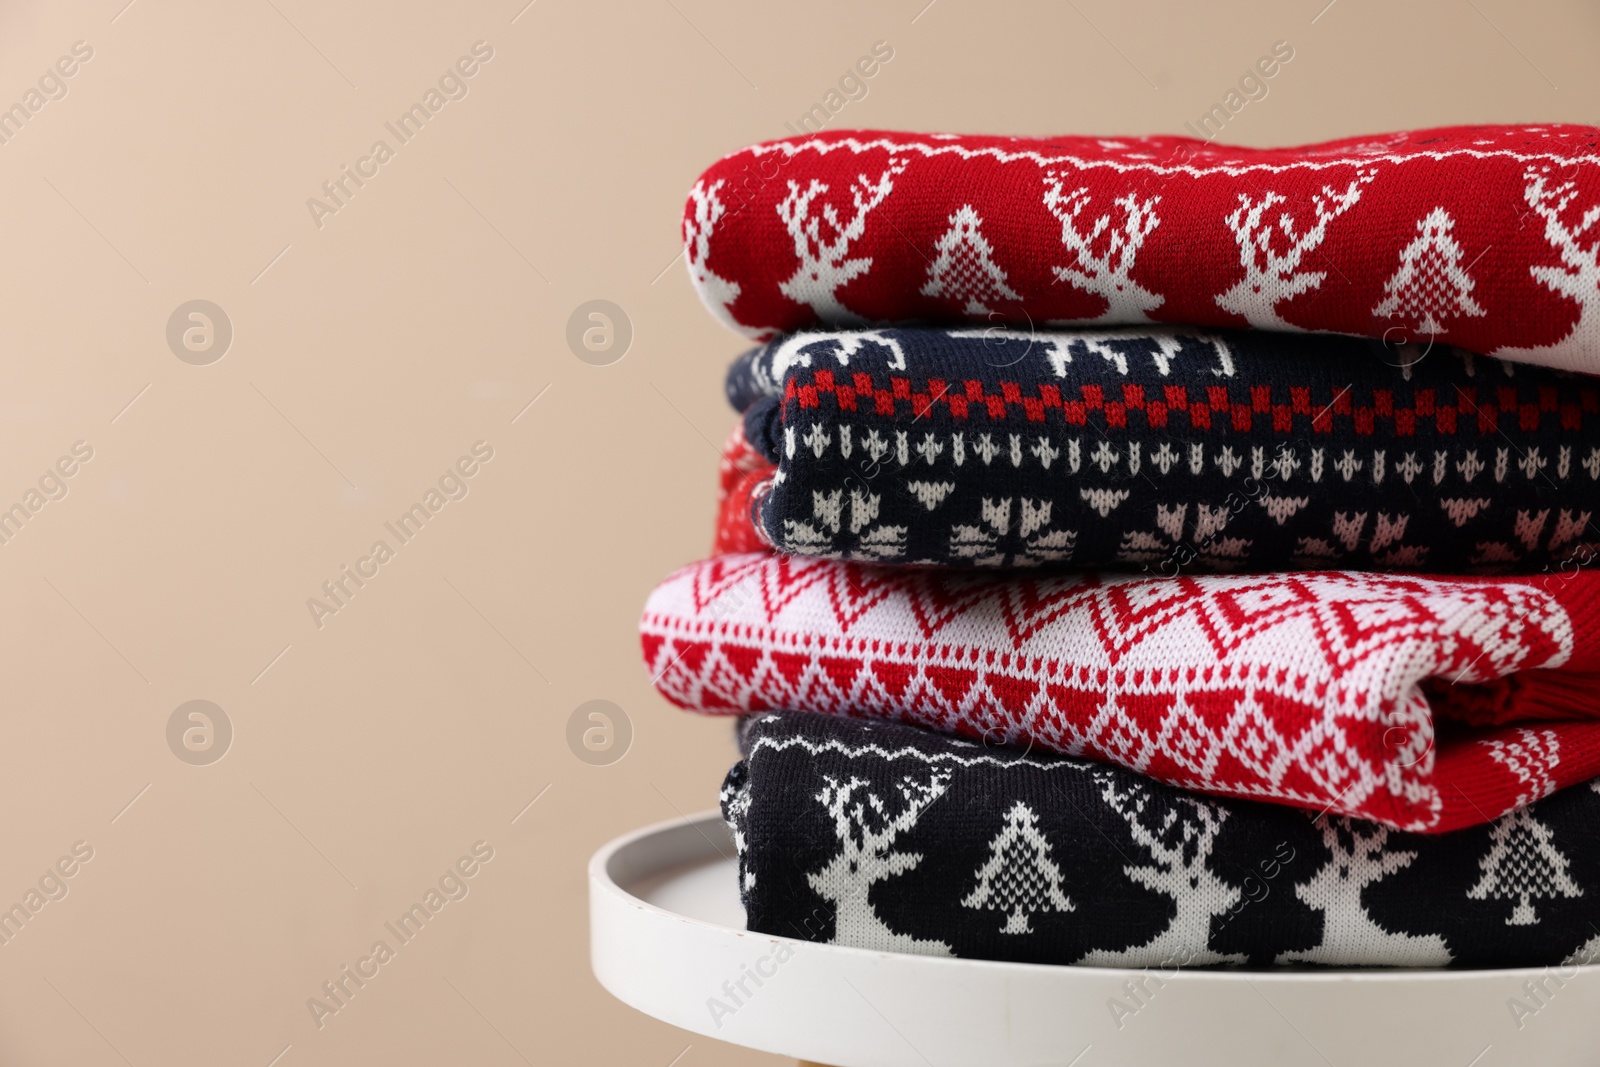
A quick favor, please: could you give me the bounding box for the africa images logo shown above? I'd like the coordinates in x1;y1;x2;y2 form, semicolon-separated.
306;42;495;230
306;841;494;1029
306;441;494;628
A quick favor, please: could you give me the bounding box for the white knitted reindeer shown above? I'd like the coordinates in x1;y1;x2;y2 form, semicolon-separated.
1497;167;1600;369
683;179;744;332
777;161;907;322
1079;776;1247;966
1042;177;1164;323
807;771;953;956
1279;818;1451;965
1214;173;1372;329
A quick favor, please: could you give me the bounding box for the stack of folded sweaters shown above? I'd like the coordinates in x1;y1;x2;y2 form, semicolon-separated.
642;124;1600;968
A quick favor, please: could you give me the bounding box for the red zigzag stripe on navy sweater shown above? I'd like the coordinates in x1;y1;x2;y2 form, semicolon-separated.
726;328;1600;573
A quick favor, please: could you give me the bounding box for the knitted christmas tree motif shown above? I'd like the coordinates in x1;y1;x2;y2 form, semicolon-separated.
1467;807;1583;925
920;204;1022;316
1372;207;1487;336
961;802;1075;934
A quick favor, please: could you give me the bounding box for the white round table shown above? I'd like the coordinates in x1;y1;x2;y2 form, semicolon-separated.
590;811;1600;1067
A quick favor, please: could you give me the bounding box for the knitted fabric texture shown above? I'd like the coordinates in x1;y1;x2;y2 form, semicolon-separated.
714;422;772;556
642;552;1600;832
684;124;1600;372
723;711;1600;969
727;328;1600;573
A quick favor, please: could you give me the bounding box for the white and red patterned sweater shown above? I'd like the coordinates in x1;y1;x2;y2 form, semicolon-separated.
643;547;1600;833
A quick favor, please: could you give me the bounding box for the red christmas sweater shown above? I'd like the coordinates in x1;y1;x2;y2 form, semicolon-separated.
684;125;1600;371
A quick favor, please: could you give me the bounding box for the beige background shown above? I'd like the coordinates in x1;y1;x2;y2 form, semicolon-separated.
0;0;1594;1064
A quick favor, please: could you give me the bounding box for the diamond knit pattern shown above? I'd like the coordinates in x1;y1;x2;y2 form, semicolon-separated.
643;551;1600;832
